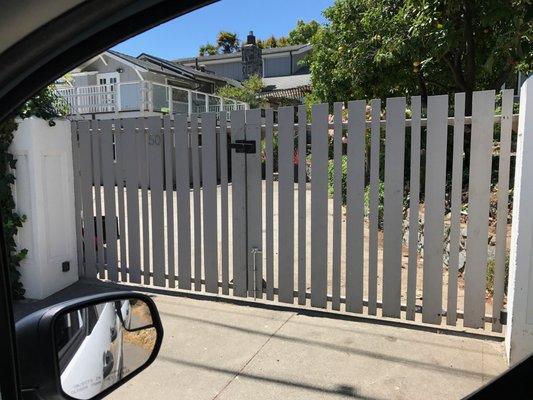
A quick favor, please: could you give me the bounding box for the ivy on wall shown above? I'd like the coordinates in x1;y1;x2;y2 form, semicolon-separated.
0;86;67;299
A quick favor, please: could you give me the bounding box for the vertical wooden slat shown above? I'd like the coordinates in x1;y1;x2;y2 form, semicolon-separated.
492;89;514;332
422;95;449;324
219;112;230;295
382;97;406;318
311;103;329;308
100;120;118;282
147;116;165;287
368;99;381;315
265;109;275;300
78;120;96;278
297;105;307;305
406;96;421;320
246;109;263;298
278;106;295;303
331;102;343;311
163;116;176;288
231;110;247;296
346;100;366;313
123;118;141;283
138;120;151;285
202;112;219;293
464;90;496;329
175;114;191;290
71;122;84;276
446;93;465;326
91;120;105;278
114;121;128;282
190;115;202;291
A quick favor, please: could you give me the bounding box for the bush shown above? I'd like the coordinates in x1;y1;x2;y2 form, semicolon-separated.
328;155;347;204
486;255;510;296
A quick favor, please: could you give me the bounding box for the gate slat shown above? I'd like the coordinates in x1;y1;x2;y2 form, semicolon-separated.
492;89;514;332
246;109;263;298
91;120;105;278
422;95;449;324
138;120;151;285
346;100;366;313
332;102;343;311
78;121;96;278
71;122;84;276
265;109;275;300
368;99;381;315
114;121;128;282
163;116;176;288
175;114;191;290
231;110;247;296
406;96;421;320
219;112;230;295
190;115;202;291
446;93;465;326
382;97;406;318
147;117;165;287
100;120;118;282
297;105;307;305
278;106;295;303
311;103;329;308
464;90;496;328
124;118;141;283
202;113;219;293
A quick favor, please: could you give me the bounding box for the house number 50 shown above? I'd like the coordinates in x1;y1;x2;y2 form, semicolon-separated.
148;134;162;146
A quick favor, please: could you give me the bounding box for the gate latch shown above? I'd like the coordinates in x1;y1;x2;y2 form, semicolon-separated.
230;140;256;154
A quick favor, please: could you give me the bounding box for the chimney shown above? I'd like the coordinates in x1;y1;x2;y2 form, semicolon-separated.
242;30;262;80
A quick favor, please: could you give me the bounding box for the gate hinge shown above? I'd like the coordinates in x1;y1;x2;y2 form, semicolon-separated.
230;140;256;154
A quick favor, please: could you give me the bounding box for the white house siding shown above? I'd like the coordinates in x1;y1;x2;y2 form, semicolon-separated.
203;61;243;81
263;55;292;77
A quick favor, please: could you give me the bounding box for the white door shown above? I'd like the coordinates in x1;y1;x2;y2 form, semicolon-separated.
96;72;120;112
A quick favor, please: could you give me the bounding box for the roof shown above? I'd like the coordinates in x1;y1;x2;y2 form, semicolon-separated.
262;74;311;92
106;50;241;87
174;44;311;64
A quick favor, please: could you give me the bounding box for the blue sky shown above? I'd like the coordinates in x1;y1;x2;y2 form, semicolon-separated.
113;0;334;60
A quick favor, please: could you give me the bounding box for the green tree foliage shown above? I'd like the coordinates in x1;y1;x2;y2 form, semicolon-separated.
216;75;265;108
199;43;218;56
310;0;532;113
0;85;66;299
288;19;321;45
217;31;240;54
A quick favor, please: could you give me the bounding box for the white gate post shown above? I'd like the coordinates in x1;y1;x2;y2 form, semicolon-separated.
10;117;78;299
506;75;533;365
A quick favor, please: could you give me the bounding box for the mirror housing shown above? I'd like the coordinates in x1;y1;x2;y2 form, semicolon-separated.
16;292;163;400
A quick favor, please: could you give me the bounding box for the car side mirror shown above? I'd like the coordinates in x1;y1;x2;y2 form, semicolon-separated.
16;292;163;400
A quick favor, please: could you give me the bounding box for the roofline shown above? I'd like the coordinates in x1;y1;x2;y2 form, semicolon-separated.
175;43;312;64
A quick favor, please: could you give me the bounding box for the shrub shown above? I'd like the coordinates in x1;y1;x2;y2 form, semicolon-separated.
328;155;347;204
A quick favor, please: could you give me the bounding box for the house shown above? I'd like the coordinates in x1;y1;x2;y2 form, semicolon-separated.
175;32;313;105
56;50;248;118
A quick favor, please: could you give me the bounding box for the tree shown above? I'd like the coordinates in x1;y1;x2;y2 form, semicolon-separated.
217;31;240;54
288;20;321;45
199;43;218;56
258;35;289;49
310;0;532;113
216;75;265;108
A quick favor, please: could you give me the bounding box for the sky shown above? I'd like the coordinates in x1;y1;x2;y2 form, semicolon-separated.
113;0;334;60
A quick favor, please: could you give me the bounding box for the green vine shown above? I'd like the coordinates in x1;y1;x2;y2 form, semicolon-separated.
1;85;67;299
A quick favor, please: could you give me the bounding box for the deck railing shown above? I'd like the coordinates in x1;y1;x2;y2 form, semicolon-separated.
56;81;248;116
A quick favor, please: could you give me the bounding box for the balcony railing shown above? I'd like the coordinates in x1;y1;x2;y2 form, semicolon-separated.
56;81;248;116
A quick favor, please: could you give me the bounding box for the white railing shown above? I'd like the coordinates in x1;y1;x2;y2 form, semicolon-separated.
56;81;248;116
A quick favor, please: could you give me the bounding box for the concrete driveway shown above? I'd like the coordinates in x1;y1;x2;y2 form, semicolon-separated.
108;292;506;400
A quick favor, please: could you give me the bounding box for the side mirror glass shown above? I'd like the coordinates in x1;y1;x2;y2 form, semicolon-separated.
54;298;159;399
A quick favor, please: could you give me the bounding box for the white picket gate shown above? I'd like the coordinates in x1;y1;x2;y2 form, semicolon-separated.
71;89;517;332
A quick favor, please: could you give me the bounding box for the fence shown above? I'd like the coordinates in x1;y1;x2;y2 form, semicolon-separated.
71;88;516;332
58;81;248;116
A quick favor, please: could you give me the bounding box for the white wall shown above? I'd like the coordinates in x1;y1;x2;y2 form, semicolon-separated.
10;118;78;299
506;75;533;365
